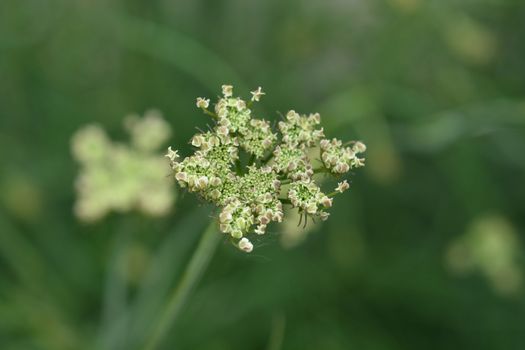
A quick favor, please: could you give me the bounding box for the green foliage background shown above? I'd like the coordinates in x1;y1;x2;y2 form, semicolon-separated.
1;0;525;349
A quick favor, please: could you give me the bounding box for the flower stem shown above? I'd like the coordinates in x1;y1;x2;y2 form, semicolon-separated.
203;108;218;119
142;220;220;350
313;167;328;174
261;152;274;165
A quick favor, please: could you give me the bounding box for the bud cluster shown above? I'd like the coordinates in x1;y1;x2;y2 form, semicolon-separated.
167;86;366;252
320;139;366;174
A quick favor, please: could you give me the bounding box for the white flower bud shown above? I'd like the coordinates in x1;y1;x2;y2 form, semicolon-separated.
255;224;266;235
306;203;318;214
352;141;367;154
320;211;330;221
336;180;350;193
238;237;253;252
165;146;179;161
231;230;243;239
197;176;209;189
210;177;222;187
196;97;210;109
216;126;229;137
191;135;203;147
321;196;333;208
320;139;330;150
236;98;246;111
353;158;365;167
309;113;321;124
175;172;188;182
250;87;265;102
222;84;233;97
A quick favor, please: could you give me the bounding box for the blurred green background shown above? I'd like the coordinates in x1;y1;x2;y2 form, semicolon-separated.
1;0;525;349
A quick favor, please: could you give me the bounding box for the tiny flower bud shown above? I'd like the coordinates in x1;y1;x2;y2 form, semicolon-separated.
216;126;229;137
197;176;209;189
250;87;265;102
210;177;222;187
353;141;367;154
321;196;333;208
165;146;179;161
196;97;210;109
238;237;253;252
222;84;233;97
306;203;317;214
255;224;266;235
175;172;188;182
336;180;350;193
236;98;246;111
219;211;233;223
191;135;202;147
320;139;330;150
231;230;243;239
320;211;330;221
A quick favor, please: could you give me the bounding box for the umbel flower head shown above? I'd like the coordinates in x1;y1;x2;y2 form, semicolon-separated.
167;85;365;253
72;110;175;222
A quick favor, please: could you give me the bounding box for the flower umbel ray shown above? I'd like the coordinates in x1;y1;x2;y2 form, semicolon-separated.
167;85;366;252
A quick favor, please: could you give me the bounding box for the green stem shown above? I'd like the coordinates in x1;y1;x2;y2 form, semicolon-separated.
248;154;256;166
142;220;220;350
235;159;243;175
261;152;274;165
203;109;218;119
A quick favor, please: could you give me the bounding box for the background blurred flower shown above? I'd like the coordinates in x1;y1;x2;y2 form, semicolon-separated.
446;214;523;296
72;111;175;222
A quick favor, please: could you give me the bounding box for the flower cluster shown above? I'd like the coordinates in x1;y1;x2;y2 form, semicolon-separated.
72;110;175;222
320;139;366;174
167;86;366;252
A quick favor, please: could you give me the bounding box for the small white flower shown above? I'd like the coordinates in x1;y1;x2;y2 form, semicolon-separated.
236;98;246;111
353;158;366;167
352;141;367;154
306;203;317;214
250;87;265;102
216;126;229;137
219;211;233;224
238;237;253;253
255;224;267;235
175;171;188;182
222;84;233;97
165;146;179;162
321;196;333;208
336;180;350;193
320;211;330;221
196;97;210;109
196;176;209;189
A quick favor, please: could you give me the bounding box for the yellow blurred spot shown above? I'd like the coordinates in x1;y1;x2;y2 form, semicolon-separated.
444;16;497;65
